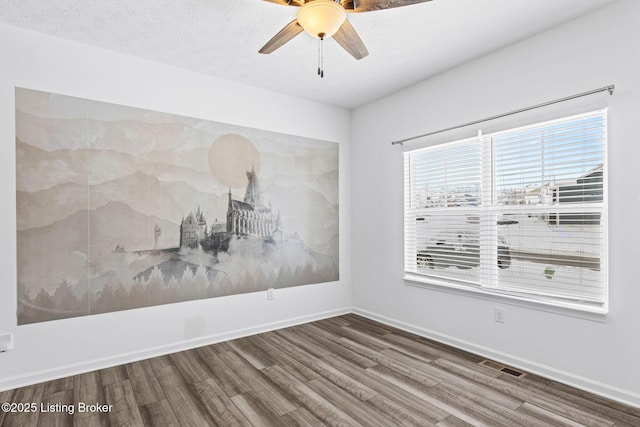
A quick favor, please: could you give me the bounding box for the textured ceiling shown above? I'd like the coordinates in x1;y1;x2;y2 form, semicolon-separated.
0;0;617;109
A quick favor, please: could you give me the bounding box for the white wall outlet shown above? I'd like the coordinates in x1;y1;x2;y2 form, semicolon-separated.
494;308;505;323
267;288;275;301
0;334;13;352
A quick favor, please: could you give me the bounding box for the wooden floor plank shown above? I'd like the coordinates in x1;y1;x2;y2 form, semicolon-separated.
385;332;457;360
265;330;379;402
363;364;474;425
271;327;333;358
73;371;106;424
434;380;547;427
376;319;486;362
2;383;44;427
204;340;235;355
341;314;397;336
261;365;361;426
315;316;351;328
315;322;390;353
516;401;587;427
98;365;128;387
308;358;379;402
191;377;252;427
216;350;299;416
73;413;108;427
252;332;323;383
322;354;450;424
168;348;211;384
231;391;285;427
42;376;74;397
195;347;252;397
297;323;378;369
306;378;394;427
153;365;216;427
103;380;145;427
385;332;500;374
424;358;524;411
436;414;475;427
37;389;74;427
0;388;14;426
146;354;173;372
139;399;180;427
340;337;443;387
366;394;438;426
227;337;278;370
280;407;325;427
2;314;638;427
125;359;166;407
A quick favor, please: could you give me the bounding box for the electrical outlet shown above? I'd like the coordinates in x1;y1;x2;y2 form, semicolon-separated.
267;288;275;301
0;334;13;352
494;308;505;323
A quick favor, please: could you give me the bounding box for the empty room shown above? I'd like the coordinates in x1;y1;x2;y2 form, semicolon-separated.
1;0;639;425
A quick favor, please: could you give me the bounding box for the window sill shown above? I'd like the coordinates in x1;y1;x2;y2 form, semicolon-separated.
403;273;608;323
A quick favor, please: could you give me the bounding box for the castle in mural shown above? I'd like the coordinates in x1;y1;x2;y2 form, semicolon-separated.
179;166;285;251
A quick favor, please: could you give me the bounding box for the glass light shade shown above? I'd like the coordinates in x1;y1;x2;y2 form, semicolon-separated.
297;0;346;39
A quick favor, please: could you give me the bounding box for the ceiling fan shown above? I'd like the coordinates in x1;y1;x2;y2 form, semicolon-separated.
259;0;432;76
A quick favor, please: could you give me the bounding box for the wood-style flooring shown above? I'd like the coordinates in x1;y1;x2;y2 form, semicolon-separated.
1;314;639;426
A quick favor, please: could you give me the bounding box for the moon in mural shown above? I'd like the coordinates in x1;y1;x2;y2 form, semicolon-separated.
208;134;260;189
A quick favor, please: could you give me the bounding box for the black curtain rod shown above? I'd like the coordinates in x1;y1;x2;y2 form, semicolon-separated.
391;85;615;146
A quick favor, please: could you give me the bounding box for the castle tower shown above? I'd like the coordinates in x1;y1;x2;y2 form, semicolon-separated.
243;165;261;207
225;166;279;239
180;212;199;248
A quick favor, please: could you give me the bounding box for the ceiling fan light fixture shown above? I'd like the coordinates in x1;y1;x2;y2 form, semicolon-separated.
297;0;346;39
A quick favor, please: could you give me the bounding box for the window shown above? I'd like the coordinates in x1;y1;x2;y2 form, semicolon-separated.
404;110;607;312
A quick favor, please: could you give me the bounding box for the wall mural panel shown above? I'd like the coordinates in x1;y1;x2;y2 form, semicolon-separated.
15;88;339;324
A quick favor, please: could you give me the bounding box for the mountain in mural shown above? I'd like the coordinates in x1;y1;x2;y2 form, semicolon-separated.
266;183;339;259
16;139;218;193
17;167;228;231
18;201;180;294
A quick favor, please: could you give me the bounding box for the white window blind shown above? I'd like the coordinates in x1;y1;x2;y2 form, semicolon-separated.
404;110;607;310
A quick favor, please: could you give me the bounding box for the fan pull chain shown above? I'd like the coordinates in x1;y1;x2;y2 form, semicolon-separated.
317;33;325;78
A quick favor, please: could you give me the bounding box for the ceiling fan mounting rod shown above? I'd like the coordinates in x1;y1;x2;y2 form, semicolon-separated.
318;33;325;78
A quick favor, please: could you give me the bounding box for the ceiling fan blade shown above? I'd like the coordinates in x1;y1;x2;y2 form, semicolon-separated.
259;20;304;54
262;0;304;6
342;0;431;13
333;20;369;60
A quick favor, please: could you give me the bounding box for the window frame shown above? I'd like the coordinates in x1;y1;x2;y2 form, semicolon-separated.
403;110;608;316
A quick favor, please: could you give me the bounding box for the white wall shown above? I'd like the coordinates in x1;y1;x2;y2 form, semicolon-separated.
352;0;640;407
0;23;351;390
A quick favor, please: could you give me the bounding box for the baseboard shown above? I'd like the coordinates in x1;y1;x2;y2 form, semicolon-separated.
352;306;640;410
0;306;351;392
